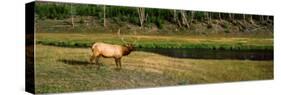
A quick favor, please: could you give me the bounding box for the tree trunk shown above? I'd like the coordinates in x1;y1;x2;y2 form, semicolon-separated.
173;10;181;27
180;10;190;28
71;4;75;28
103;5;106;28
191;11;194;22
243;14;246;22
260;16;264;22
205;12;209;21
204;12;212;24
204;12;211;24
86;5;89;26
137;8;145;28
209;12;212;23
266;16;270;21
218;12;222;20
249;15;254;24
173;10;177;23
229;13;233;21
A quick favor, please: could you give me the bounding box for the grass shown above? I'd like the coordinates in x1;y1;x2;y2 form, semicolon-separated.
36;32;273;51
35;45;273;93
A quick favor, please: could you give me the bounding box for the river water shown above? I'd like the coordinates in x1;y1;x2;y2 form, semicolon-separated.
138;48;273;60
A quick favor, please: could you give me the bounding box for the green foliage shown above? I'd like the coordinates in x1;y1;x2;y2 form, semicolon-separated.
156;17;163;29
35;3;70;19
194;12;205;21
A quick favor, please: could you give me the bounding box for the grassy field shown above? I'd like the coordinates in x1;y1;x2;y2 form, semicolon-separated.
36;32;273;50
35;44;273;93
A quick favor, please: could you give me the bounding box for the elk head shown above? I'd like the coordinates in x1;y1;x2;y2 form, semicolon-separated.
119;29;138;51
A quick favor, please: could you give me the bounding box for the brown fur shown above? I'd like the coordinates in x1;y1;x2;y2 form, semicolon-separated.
90;42;134;70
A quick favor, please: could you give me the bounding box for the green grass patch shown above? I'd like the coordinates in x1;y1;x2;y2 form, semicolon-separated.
36;32;273;51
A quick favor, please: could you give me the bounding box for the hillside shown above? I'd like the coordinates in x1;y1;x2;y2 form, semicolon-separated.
35;1;273;36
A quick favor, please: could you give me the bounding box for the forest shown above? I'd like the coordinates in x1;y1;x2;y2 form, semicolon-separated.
35;2;273;34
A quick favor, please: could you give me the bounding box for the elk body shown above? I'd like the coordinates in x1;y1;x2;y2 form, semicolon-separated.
90;42;134;69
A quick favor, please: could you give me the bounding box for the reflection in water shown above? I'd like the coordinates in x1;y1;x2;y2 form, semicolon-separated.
138;48;273;60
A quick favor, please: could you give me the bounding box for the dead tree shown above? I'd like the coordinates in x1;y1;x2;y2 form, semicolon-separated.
228;13;234;21
173;10;181;27
70;4;75;28
209;12;212;22
86;4;89;26
180;10;190;28
191;11;195;22
204;12;211;24
137;8;145;28
260;16;264;23
173;10;177;22
249;15;254;24
243;14;246;22
218;12;222;20
103;5;106;28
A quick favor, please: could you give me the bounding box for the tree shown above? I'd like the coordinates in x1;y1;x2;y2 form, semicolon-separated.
137;8;145;28
209;12;212;22
172;10;181;27
259;16;264;22
243;14;246;22
249;15;254;24
173;10;177;22
191;11;195;22
204;12;211;24
180;10;190;28
103;5;106;28
218;12;222;20
70;4;75;28
228;13;234;21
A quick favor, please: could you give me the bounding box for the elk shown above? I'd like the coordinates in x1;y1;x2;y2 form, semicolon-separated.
90;29;137;70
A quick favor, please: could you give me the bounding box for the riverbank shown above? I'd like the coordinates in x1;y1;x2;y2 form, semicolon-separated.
35;44;273;93
36;32;273;51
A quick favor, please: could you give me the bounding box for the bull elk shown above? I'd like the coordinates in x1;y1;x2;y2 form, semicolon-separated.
90;29;137;70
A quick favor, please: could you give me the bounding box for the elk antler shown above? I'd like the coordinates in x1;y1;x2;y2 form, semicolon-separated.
132;31;139;46
118;29;129;44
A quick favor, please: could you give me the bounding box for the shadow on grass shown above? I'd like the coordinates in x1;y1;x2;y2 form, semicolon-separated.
58;59;125;71
58;59;92;66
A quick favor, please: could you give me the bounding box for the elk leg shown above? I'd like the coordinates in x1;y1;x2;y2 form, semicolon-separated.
114;58;121;70
95;56;100;69
117;58;122;70
90;55;95;64
115;58;118;68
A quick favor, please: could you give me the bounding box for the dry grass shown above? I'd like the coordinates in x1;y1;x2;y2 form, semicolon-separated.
36;32;273;51
35;45;273;93
36;32;273;45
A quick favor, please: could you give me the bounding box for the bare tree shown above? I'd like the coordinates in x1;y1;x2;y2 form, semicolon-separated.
137;8;145;28
86;4;89;26
191;11;195;22
249;15;255;24
180;10;190;28
218;12;222;20
173;10;177;23
243;14;246;22
266;16;272;23
228;13;234;21
209;12;212;22
70;4;75;28
204;12;212;24
103;5;106;28
260;16;264;22
173;10;182;27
